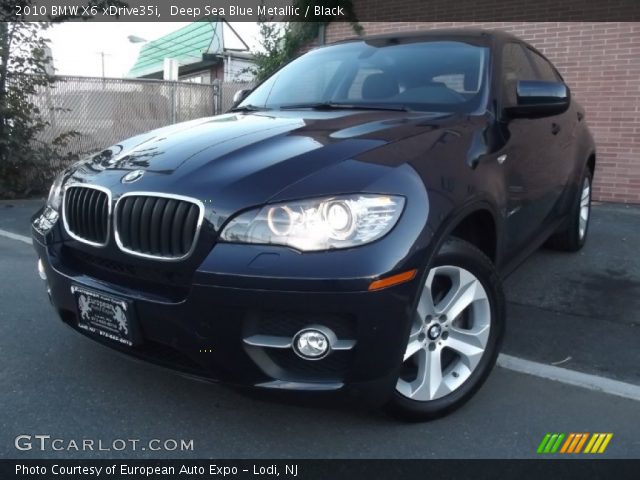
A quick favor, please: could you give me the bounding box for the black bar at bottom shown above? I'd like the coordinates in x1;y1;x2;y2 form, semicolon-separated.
2;459;640;480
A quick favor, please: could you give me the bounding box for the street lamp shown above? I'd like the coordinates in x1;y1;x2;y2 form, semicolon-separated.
127;35;147;44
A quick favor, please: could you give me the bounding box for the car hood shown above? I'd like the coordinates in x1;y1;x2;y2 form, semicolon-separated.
66;109;460;227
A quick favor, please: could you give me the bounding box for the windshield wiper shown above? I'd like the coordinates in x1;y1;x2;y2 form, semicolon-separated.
228;104;267;113
279;102;410;112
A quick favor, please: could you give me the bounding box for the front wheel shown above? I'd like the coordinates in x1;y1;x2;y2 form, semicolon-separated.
387;239;505;421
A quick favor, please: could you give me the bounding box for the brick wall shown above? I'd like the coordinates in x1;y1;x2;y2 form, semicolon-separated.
321;21;640;203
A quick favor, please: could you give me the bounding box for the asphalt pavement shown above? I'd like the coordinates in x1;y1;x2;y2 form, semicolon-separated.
1;199;639;459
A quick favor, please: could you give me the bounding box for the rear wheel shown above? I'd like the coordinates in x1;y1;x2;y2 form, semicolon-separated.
546;169;592;252
387;239;505;421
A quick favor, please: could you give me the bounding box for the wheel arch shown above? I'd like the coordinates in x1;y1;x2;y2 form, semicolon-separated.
427;200;503;270
449;208;498;264
587;151;596;177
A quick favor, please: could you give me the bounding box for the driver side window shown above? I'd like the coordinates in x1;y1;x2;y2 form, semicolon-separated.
266;60;342;105
347;68;385;100
502;43;537;105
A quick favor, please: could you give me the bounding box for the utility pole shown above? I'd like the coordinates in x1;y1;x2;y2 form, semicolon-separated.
97;51;111;77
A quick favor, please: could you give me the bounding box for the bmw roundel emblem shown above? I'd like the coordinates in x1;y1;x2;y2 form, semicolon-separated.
121;169;145;184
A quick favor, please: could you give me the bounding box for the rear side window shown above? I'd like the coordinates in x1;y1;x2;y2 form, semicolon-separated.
527;49;563;82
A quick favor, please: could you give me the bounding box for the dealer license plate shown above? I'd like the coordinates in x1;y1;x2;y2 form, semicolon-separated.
71;285;136;347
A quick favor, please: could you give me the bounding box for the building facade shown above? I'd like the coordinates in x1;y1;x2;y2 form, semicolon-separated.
320;21;640;204
128;20;255;84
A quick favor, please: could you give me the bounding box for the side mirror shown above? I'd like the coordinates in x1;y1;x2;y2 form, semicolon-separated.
506;80;570;118
232;89;252;106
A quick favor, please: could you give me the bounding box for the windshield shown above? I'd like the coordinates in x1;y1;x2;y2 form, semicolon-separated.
239;39;490;113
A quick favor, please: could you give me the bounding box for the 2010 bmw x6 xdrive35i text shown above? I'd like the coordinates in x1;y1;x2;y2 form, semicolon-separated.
32;29;595;420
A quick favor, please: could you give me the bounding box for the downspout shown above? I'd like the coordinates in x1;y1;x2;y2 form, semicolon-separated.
318;23;326;45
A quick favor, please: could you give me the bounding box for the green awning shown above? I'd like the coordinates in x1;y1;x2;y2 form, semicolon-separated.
128;20;222;78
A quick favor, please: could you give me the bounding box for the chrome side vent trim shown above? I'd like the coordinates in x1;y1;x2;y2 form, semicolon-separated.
244;334;356;350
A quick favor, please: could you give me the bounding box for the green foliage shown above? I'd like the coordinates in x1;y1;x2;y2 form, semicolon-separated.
0;18;60;196
0;0;124;198
251;0;361;83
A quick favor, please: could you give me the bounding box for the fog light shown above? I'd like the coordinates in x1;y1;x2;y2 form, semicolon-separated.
37;258;47;280
293;328;332;360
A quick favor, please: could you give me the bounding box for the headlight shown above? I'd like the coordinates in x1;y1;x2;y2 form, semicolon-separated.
47;171;65;211
220;194;405;251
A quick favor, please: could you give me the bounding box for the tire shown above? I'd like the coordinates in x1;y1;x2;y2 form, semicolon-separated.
386;238;505;421
546;168;593;252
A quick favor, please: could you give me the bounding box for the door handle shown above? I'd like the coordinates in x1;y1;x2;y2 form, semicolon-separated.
551;123;561;135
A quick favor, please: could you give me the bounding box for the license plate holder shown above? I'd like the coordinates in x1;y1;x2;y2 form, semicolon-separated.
72;285;138;347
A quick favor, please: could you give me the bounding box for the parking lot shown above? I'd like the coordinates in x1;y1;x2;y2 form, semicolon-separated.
1;199;639;459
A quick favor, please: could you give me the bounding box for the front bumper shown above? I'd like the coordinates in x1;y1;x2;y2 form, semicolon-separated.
33;219;427;407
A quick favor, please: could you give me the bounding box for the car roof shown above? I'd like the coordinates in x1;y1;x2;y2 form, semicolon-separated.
331;28;523;47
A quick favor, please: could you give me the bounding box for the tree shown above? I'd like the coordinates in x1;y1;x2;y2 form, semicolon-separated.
0;18;56;192
251;22;289;83
251;1;361;82
0;0;126;197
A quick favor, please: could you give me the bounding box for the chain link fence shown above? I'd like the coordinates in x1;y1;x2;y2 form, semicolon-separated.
218;81;256;114
34;76;219;156
32;76;258;158
2;75;259;196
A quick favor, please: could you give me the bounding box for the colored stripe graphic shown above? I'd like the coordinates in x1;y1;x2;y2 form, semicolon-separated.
544;434;559;453
538;433;612;454
574;433;589;453
568;433;582;453
584;434;598;453
537;434;552;453
560;433;575;453
550;434;565;453
537;433;565;453
585;433;614;454
598;434;613;453
591;434;606;453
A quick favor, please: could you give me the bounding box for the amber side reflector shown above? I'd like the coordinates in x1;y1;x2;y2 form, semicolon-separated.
368;269;418;291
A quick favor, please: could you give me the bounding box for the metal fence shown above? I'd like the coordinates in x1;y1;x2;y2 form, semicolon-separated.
29;75;257;159
34;76;218;156
219;81;255;114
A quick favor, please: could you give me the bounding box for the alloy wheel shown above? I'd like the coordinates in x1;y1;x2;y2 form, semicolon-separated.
396;265;491;401
579;176;591;240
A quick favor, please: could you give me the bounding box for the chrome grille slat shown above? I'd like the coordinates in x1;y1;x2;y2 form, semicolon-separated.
62;185;110;247
149;198;166;255
62;186;203;260
171;201;188;256
114;192;204;261
139;197;154;254
87;189;97;240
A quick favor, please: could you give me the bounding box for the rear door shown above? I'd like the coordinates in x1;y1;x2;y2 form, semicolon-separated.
499;42;563;257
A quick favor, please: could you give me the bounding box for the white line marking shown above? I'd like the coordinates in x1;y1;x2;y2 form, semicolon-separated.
498;354;640;402
0;228;32;245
